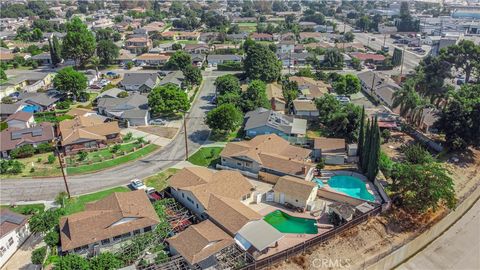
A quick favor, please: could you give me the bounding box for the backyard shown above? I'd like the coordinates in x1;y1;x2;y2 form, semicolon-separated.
237;22;257;32
187;147;223;167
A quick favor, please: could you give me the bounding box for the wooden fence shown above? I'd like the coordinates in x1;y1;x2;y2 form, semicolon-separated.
240;206;383;270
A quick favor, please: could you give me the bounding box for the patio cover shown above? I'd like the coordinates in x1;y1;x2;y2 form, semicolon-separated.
234;220;284;252
377;120;397;129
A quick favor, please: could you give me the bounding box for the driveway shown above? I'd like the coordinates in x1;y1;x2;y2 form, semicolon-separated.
0;71;235;203
121;128;172;147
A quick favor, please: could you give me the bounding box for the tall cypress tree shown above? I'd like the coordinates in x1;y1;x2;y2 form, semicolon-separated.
361;118;371;173
367;116;381;181
358;106;365;164
49;36;62;67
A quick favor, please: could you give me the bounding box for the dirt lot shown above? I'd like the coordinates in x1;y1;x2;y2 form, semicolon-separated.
275;132;480;270
137;126;179;139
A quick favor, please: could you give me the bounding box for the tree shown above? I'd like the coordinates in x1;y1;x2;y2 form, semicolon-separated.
366;118;380;181
434;84;480;150
31;28;43;41
90;252;124;270
0;160;24;174
62;17;96;67
332;75;346;94
0;68;6;81
244;43;281;83
440;40;480;83
214;75;241;96
95;28;114;41
343;31;354;42
358;106;365;164
53;67;88;100
329;103;362;142
402;144;434;164
97;40;119;66
48;154;56;164
49;36;62;67
10;144;35;158
117;91;129;98
315;94;341;123
54;191;68;207
356;16;371;31
392;48;403;66
148;83;190;114
172;43;182;50
206;104;243;132
272;1;288;12
392;79;424;120
344;74;361;95
241;80;270;112
31;247;47;265
183;65;202;86
166;51;191;71
217;91;241;107
282;80;299;110
29;209;63;234
322;49;344;68
390;162;456;213
54;254;90;270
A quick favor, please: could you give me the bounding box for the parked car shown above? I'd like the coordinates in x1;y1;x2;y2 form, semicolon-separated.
90;84;101;89
99;79;109;87
149;118;166;125
130;179;147;190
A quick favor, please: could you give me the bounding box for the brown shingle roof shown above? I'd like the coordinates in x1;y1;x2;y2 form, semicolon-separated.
168;168;254;209
5;111;33;122
59;190;160;251
136;53;170;61
0;122;55;152
314;137;346;152
207;195;262;235
221;134;313;176
59;115;120;146
273;175;317;201
167;220;233;265
0;209;28;238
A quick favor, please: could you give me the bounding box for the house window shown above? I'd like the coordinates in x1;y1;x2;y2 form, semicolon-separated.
144;226;152;232
182;193;184;198
0;246;6;256
7;237;13;247
196;203;199;209
121;232;131;239
113;235;122;241
101;239;110;245
187;197;194;204
133;229;141;235
237;162;241;166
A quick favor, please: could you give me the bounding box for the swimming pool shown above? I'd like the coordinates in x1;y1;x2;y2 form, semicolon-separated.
22;104;41;113
263;210;318;234
313;178;325;188
327;175;375;202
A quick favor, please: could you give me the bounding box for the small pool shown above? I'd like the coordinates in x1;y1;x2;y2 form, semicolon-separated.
263;210;318;234
313;177;325;188
22;104;40;113
327;175;375;202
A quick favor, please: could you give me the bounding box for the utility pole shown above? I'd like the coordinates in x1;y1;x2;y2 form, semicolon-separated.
383;34;387;47
56;143;71;198
182;112;189;160
370;72;376;95
400;46;406;76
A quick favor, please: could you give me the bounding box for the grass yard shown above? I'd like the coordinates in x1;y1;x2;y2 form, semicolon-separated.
187;147;223;167
176;40;199;45
306;122;330;139
1;152;62;178
66;144;159;175
0;122;7;131
0;203;45;214
208;128;242;142
63;186;130;215
34;114;74;123
66;141;145;165
144;168;179;191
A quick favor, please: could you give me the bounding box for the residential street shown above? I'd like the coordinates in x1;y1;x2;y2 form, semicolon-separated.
399;199;480;270
0;71;222;204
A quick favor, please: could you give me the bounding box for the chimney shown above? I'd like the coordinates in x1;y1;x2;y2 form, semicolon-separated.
301;166;307;175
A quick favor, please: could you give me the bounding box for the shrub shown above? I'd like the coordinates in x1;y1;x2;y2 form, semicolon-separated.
126;61;134;69
123;132;133;142
56;100;72;110
31;247;47;265
37;157;42;163
30;167;35;173
36;142;54;154
0;159;24;174
77;151;88;161
44;230;60;247
10;144;35;158
117;91;129;98
1;96;14;104
110;144;121;153
217;61;243;71
47;154;56;164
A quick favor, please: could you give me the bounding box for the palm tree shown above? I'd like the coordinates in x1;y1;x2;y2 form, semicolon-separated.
89;56;100;77
392;79;422;119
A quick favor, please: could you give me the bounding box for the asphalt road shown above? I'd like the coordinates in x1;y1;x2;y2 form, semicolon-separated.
398;199;480;270
0;71;222;204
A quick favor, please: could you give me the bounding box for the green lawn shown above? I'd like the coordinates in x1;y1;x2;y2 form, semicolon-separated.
63;186;130;215
0;204;45;215
237;22;258;27
187;147;223;167
144;168;179;191
1;152;62;178
34;114;73;123
176;40;199;45
66;141;145;165
208;128;242;142
66;144;159;175
0;122;7;131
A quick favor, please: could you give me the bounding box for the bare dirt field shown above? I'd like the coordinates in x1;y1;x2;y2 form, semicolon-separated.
137;126;179;139
275;132;480;270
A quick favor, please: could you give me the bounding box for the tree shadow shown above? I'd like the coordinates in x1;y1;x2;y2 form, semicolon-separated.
188;129;210;144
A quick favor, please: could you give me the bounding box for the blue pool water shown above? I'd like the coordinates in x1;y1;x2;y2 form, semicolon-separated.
327;175;375;201
313;178;325;188
22;104;40;113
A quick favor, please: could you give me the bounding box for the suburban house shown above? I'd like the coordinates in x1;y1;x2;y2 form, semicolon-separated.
18;92;59;112
1;72;54;97
30;52;52;66
167;220;234;269
251;33;274;42
226;32;248;42
220;134;314;183
207;54;242;67
266;83;286;112
292;99;319;118
141;21;165;34
277;40;295;54
119;72;160;92
0;103;24;120
125;36;152;54
289;76;330;99
59;190;160;254
313;137;346;164
278;52;314;67
168;167;255;219
135;53;170;67
350;52;386;65
97;93;150;126
190;54;206;67
0;210;30;268
5;111;34;129
159;70;185;89
58;115;121;154
273;175;318;210
184;44;210;54
95;88;124;99
175;31;200;41
116;49;136;65
0;122;55;158
299;32;324;42
357;71;400;109
243;108;307;138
